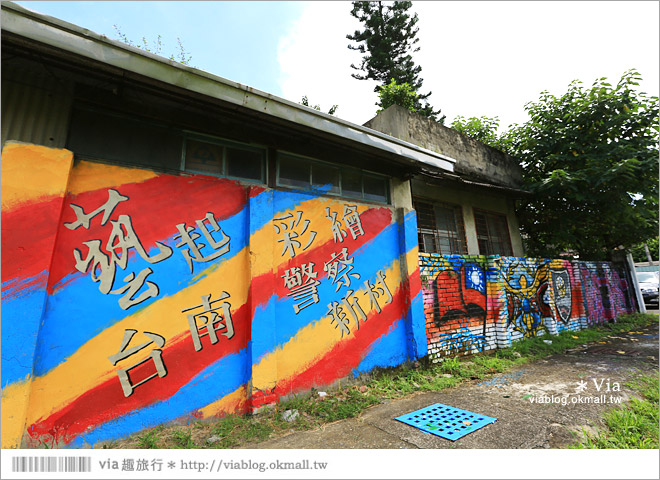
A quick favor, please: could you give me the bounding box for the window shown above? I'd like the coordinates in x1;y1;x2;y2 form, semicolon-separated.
182;135;266;183
67;106;183;171
413;199;467;254
474;209;513;256
277;152;389;203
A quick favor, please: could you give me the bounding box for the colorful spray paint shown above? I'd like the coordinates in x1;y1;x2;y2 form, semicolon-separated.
1;143;425;448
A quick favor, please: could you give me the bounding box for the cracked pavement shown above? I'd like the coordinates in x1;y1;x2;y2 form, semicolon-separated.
240;322;658;449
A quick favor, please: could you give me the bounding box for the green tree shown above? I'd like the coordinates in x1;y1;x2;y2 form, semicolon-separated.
505;70;659;260
300;95;338;115
376;78;418;113
450;115;502;149
113;25;192;65
347;1;443;121
630;238;659;263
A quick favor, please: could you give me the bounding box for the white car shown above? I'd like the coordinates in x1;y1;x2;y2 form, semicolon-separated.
637;271;659;308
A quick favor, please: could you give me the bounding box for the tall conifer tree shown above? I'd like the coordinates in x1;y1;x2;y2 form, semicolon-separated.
347;1;442;121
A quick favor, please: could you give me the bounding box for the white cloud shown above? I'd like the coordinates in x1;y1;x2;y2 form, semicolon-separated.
279;1;659;131
277;1;381;125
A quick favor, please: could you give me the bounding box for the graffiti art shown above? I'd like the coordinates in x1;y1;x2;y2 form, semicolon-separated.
550;268;572;324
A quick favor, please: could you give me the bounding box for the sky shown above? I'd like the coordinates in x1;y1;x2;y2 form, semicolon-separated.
13;1;660;132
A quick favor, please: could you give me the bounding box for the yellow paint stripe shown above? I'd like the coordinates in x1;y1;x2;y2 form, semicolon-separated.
16;196;392;426
66;161;160;196
252;258;403;391
0;380;32;448
22;249;250;427
197;385;247;419
1;143;73;210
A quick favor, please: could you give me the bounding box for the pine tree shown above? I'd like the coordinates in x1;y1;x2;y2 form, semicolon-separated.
347;1;442;121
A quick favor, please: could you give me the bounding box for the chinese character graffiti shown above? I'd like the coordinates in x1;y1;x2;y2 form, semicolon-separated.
68;189;173;309
326;270;392;338
273;211;317;258
283;263;320;314
108;329;167;397
364;270;393;313
182;293;234;352
325;204;365;243
324;247;361;292
341;204;364;240
174;212;230;274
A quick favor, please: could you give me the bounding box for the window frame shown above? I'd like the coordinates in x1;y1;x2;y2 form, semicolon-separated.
276;151;391;204
413;198;468;255
473;208;514;256
181;132;267;185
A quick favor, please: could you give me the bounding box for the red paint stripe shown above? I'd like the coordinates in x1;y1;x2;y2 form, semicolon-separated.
1;196;66;287
26;302;251;446
47;175;247;292
275;270;421;395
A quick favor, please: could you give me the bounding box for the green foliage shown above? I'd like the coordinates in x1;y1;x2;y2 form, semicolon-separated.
571;374;659;449
450;115;503;149
135;426;162;449
376;78;419;113
113;25;192;65
210;415;274;448
170;429;195;449
347;1;443;122
630;238;659;262
300;96;338;115
504;70;659;260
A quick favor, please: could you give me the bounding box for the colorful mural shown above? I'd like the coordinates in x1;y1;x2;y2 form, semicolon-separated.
420;255;494;358
420;253;638;360
1;143;425;448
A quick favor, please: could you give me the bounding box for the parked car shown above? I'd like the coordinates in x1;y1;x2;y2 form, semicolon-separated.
637;271;659;308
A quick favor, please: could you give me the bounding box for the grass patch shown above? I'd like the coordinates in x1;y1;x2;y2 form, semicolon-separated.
113;312;657;449
571;374;659;449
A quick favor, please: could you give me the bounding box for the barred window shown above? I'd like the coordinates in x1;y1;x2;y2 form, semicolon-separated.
474;209;513;256
413;199;467;254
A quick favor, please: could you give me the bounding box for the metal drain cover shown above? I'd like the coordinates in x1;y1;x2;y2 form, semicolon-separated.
395;403;497;441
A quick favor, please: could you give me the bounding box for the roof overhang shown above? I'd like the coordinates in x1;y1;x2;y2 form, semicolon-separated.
1;1;455;173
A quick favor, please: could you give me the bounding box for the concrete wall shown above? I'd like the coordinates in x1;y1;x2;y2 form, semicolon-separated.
364;105;522;189
1;142;426;448
420;253;638;361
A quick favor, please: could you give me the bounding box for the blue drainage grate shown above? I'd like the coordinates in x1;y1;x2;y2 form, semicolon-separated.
395;403;497;441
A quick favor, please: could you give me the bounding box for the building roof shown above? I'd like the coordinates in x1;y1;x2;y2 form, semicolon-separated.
1;1;455;174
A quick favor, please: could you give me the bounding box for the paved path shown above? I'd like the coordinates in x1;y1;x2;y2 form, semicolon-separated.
242;322;658;449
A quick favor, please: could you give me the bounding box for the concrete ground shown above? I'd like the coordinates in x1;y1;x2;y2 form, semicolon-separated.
241;321;659;449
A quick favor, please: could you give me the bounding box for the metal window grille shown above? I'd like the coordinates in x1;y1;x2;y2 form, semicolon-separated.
474;209;513;256
413;199;467;255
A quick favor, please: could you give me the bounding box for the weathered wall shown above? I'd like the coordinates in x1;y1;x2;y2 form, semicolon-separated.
1;143;425;448
363;105;523;189
420;253;638;360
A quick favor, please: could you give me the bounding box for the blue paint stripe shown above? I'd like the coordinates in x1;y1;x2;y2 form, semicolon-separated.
1;287;48;387
353;317;409;376
30;206;250;377
69;348;249;447
408;291;427;358
250;220;400;364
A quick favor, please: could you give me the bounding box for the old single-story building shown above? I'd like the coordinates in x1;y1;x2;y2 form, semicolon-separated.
1;1;638;448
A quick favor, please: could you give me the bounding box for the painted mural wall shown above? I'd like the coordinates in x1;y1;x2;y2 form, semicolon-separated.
1;142;426;448
421;253;638;360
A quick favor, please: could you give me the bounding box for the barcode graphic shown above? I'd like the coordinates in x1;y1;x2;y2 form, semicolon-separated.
11;456;92;473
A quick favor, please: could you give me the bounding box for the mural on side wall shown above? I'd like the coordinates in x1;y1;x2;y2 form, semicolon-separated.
420;255;488;357
494;258;551;338
1;143;424;448
421;254;637;352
